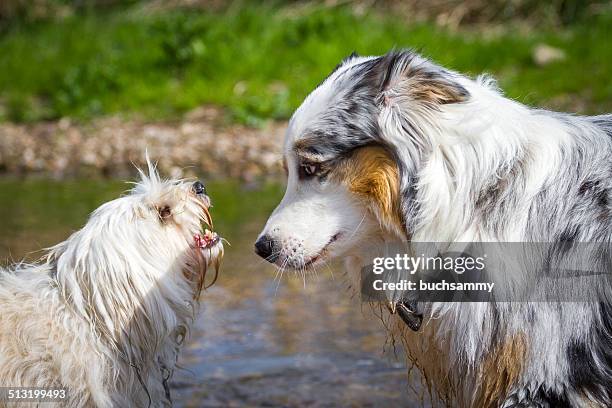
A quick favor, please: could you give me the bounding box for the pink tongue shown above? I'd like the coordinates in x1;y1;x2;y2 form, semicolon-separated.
194;232;217;248
194;234;206;248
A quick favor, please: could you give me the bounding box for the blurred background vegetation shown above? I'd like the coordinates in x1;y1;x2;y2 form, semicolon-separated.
0;0;610;126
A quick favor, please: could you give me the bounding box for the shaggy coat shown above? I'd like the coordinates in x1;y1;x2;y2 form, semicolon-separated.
256;50;612;407
0;163;222;407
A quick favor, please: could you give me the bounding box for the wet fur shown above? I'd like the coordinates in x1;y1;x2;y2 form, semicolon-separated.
262;50;612;407
0;163;223;407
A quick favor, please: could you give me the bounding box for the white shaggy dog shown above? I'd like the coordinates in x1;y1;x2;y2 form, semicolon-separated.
256;50;612;407
0;161;223;407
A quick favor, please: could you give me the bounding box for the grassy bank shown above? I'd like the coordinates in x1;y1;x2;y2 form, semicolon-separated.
0;3;610;125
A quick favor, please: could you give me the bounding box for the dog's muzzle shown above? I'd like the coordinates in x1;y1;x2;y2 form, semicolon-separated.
191;180;221;251
189;180;224;292
194;229;220;249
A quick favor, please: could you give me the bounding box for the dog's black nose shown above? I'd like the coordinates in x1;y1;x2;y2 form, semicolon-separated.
255;235;278;262
192;181;206;195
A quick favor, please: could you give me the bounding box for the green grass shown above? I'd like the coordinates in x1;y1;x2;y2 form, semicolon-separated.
0;4;610;124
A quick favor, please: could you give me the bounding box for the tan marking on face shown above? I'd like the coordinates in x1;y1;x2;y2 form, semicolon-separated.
333;146;406;239
477;333;527;408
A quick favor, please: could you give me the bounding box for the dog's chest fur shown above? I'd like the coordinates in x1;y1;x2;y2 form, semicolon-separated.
0;267;189;407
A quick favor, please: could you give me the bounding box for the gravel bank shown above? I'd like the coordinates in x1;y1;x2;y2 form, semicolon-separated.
0;107;286;182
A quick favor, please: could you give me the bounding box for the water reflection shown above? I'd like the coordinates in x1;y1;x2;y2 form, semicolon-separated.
0;179;415;407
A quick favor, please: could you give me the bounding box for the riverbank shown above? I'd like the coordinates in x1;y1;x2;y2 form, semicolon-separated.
0;107;286;181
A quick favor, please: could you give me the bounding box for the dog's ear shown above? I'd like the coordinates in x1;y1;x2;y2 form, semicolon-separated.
367;51;469;237
377;50;469;106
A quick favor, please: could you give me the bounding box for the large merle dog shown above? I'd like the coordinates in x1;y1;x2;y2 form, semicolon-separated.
255;50;612;407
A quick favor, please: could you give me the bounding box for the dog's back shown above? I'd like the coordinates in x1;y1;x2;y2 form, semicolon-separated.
0;266;108;406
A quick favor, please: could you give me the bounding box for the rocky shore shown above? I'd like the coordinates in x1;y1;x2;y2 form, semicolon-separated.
0;107;286;182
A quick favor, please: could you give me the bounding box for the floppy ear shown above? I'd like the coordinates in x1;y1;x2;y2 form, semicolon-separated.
374;50;470;160
371;50;470;237
378;50;469;107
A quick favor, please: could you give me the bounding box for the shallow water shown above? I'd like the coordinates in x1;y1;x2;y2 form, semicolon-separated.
0;178;420;407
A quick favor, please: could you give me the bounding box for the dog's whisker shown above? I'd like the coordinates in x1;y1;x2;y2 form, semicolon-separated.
321;259;335;280
310;263;320;279
265;249;282;263
248;249;284;273
274;258;289;296
272;254;287;279
347;213;367;242
272;262;283;282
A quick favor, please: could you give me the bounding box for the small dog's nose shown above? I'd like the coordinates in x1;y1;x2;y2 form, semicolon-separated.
254;235;278;262
192;181;206;195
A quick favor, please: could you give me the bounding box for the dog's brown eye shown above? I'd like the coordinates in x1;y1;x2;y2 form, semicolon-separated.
300;162;320;178
158;206;171;220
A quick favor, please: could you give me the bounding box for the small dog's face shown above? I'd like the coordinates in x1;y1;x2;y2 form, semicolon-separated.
53;164;223;297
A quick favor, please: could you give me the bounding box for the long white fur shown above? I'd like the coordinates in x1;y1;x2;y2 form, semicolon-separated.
0;161;223;407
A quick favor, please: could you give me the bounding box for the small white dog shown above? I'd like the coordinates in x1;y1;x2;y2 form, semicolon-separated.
0;161;223;407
